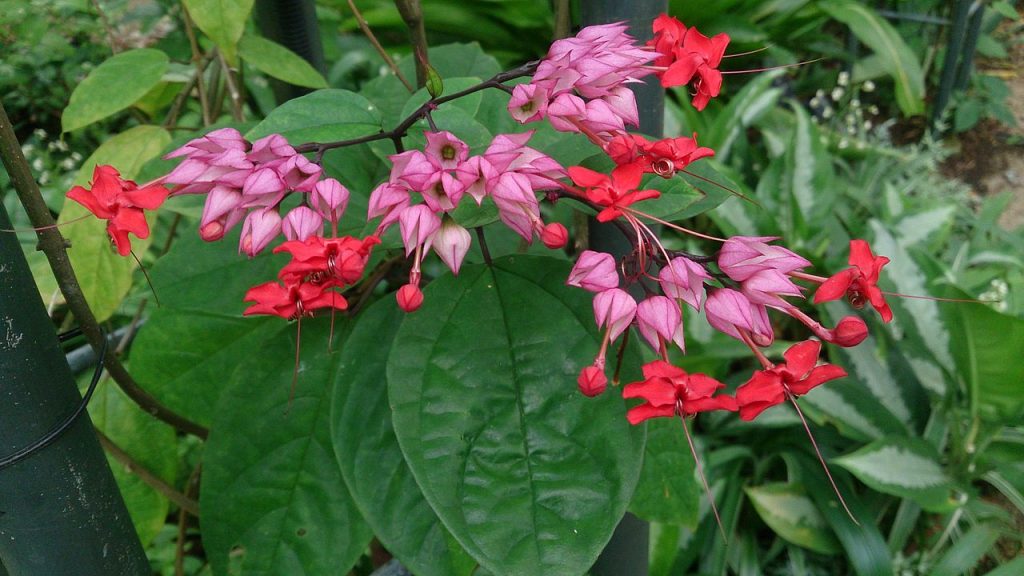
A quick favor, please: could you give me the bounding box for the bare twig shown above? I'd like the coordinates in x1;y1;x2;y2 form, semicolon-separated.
91;0;120;53
553;0;572;40
393;0;430;87
174;463;202;576
347;0;413;92
95;428;200;516
218;52;245;122
180;4;212;126
0;101;210;440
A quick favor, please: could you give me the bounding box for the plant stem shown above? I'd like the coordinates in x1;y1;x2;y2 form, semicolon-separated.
95;428;200;516
347;0;413;92
180;4;213;126
393;0;430;87
0;100;210;440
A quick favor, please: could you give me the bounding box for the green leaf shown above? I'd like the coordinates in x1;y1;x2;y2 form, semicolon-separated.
641;175;704;220
387;256;645;576
131;309;281;426
819;0;926;115
399;77;484;120
182;0;254;63
745;483;840;555
784;103;835;231
629;418;700;527
61;49;169;133
397;43;500;85
674;159;750;220
332;299;475;576
246;89;382;144
239;35;328;89
942;287;1024;422
835;436;955;511
983;556;1024;576
88;376;178;546
201;318;372;576
931;524;1000;576
706;69;784;158
58;125;171;322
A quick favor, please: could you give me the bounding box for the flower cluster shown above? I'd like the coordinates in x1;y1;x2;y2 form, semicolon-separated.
368;130;568;311
67;165;169;256
647;14;730;110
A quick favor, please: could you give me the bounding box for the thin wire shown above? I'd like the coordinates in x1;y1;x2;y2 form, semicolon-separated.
0;329;109;470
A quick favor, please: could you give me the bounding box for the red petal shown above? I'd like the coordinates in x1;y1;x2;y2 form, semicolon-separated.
626;403;675;425
848;239;877;272
67;186;112;219
788;364;847;396
782;340;821;379
866;285;893;323
641;360;686;381
813;268;856;303
622;377;677;407
660;57;699;88
735;370;785;421
107;223;132;256
684;394;737;415
122;184;169;210
568;166;608;188
686;373;725;398
111;208;149;238
611;162;643;191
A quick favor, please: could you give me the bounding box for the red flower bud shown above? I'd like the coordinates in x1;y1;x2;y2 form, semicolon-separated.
577;366;608;397
831;315;868;347
540;222;568;249
396;284;424;313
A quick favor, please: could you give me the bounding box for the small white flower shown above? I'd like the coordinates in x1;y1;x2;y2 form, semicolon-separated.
831;87;844;101
864;120;873;131
862;80;875;92
868;105;880;115
850;98;861;109
822;107;834;119
838;138;849;149
838;71;850;86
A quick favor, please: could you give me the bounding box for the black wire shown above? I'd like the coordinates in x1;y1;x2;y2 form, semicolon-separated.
0;329;108;470
57;326;83;342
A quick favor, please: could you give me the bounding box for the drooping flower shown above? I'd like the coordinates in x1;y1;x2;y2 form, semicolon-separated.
568;162;659;222
636;296;686;354
431;217;472;275
593;288;637;342
311;178;350;224
659;256;711;311
242;279;347;320
275;235;380;287
648;15;730;110
396;284;424;313
622;360;737;424
813;239;893;322
718;236;811;282
735;340;847;421
66;164;169;256
704;288;774;346
239;208;282;257
567;250;619;292
281;205;323;242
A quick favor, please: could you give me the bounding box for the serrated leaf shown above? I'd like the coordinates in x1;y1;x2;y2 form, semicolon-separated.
246;89;381;144
332;299;475;576
183;0;253;63
820;0;925;116
629;418;699;527
836;436;955;511
88;376;178;546
239;35;328;89
61;49;169;133
58;125;170;322
201;318;372;576
387;256;645;576
745;483;840;555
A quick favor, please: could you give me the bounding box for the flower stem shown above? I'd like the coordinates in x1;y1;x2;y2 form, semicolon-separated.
788;394;859;525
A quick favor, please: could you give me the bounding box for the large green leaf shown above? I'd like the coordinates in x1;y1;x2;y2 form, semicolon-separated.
387;256;645;576
931;525;1000;576
397;43;501;85
201;318;372;576
706;69;784;159
745;483;840;555
246;89;382;144
59;125;170;322
835;436;955;511
61;49;169;133
819;0;926;116
239;35;328;89
131;309;281;426
183;0;254;63
332;299;475;576
628;418;700;527
88;376;178;547
784;103;835;234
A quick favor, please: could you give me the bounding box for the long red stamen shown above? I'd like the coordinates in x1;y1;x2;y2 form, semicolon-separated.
679;412;727;540
130;249;161;307
721;58;823;75
788;394;859;525
679;168;760;207
0;214;91;233
286;316;302;415
624;207;727;242
881;291;990;304
723;45;771;58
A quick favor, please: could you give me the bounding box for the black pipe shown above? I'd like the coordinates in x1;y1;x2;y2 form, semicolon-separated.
932;0;972;126
254;0;327;103
0;200;148;574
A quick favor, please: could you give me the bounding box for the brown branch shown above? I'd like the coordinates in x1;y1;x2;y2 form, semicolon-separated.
553;0;572;41
174;463;202;576
347;0;413;92
218;52;245;122
91;0;120;54
95;428;200;516
0;100;210;440
393;0;430;87
179;4;213;126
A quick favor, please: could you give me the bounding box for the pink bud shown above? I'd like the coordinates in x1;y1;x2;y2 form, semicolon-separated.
431;218;472;275
397;284;424;312
601;86;640;128
705;288;774;346
546;92;587;133
577;366;608;397
312;178;350;223
200;185;244;230
636;296;685;353
491;172;540;242
390;150;441;192
241;167;286;206
455;156;497;205
567;250;618;293
658;256;711;311
593;288;636;341
540;222;568;249
830;316;868;347
508;84;549;124
276;154;322;192
281;205;323;241
581;97;627;135
742;269;803;308
718;236;811;281
239;208;282;257
398;204;442;256
247;134;296;164
367;181;411;232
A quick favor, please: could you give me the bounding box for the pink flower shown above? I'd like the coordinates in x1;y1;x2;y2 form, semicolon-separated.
198;185;245;242
601;86;640;128
165;127;248;159
239;208;282;257
508;84;549;123
705;288;774;346
247;134;296;164
397;284;424;312
367;181;410;232
66;164;169;256
424;131;469;170
567;250;619;292
163;148;253;195
420;172;464;213
546;92;588;133
273;154;321;193
742;269;804;309
398;204;442;256
311;178;350;223
813;240;893;323
735;340;847;421
455;156;498;205
718;236;811;282
636;296;686;353
622;360;736;424
390;150;441;192
593;288;637;342
491;172;540;242
483;132;566;189
658;256;711;310
281;205;323;241
431;218;472;275
241;167;286;207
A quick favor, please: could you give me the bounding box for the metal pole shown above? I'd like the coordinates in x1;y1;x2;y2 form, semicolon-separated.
0;203;148;574
254;0;327;102
954;1;985;91
932;0;972;126
581;2;666;575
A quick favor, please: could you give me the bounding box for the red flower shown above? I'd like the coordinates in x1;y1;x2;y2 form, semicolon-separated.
735;340;847;421
622;360;737;424
603;133;715;177
275;235;381;286
242;279;347;320
813;239;892;323
66;165;168;256
648;15;730;110
568;162;660;222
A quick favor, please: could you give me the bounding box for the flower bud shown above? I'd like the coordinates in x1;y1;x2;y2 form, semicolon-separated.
577;365;608;397
830;315;868;347
399;204;442;256
396;284;424;312
311;178;350;223
540;222;568;249
281;205;323;242
636;296;685;353
593;288;637;342
239;208;282;257
431;218;472;275
567;250;618;293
